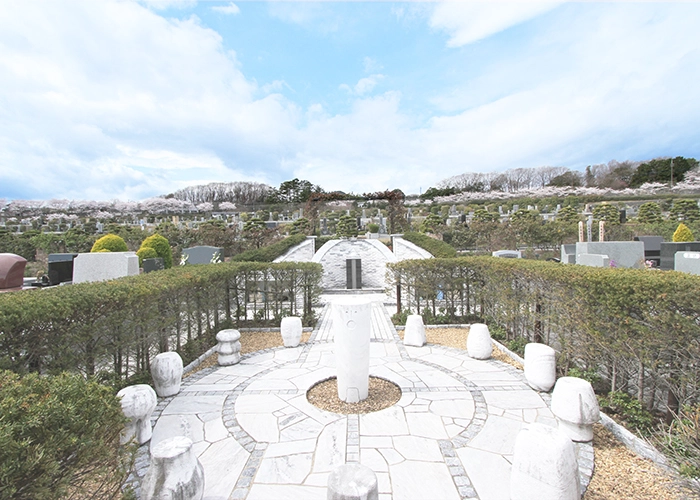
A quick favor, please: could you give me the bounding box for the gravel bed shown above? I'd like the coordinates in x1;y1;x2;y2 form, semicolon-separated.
307;376;401;414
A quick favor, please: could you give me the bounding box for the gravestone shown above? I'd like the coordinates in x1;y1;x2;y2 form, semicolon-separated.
575;241;644;268
0;253;27;290
634;236;663;267
346;258;362;290
675;251;700;275
72;252;139;283
333;300;371;403
560;244;576;264
660;242;700;270
48;253;78;285
492;250;521;259
577;253;609;268
182;246;224;265
142;257;164;273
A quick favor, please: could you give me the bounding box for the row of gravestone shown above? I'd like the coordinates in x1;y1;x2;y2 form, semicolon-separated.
404;317;597;499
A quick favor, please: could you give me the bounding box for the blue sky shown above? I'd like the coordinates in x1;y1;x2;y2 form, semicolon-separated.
1;1;700;201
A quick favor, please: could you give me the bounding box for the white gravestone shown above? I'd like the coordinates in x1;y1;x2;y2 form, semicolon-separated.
510;423;580;500
327;463;379;500
72;252;139;283
216;329;241;365
151;351;184;398
403;314;426;347
281;316;303;347
524;343;556;392
333;300;372;403
141;436;204;500
117;384;157;445
466;323;492;360
551;376;600;442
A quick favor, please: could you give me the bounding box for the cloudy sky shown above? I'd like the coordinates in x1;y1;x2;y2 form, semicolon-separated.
1;1;699;201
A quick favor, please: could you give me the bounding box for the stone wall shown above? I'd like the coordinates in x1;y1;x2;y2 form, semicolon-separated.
273;236;316;263
392;235;433;261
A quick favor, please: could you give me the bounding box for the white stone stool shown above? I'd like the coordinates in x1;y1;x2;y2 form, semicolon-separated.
510;423;580;500
216;329;241;365
151;351;183;398
524;343;557;392
117;384;157;445
281;316;303;347
327;463;378;500
551;376;600;442
466;323;492;360
333;300;372;403
403;314;426;347
141;436;204;500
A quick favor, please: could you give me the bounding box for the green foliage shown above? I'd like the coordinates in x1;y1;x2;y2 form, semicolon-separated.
391;310;410;326
472;208;498;223
367;223;380;234
656;405;700;479
0;371;132;499
401;232;457;258
670;199;700;222
421;213;445;233
231;234;307;262
419;186;458;201
630;156;698;188
567;366;601;386
139;233;173;269
637;202;663;224
91;234;128;253
592;203;620;225
336;215;359;238
136;246;158;266
556;205;579;224
548;171;582;187
673;223;695;242
290;217;311;235
598;391;655;436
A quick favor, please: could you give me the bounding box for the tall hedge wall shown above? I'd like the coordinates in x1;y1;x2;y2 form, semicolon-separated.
0;261;322;381
388;257;700;416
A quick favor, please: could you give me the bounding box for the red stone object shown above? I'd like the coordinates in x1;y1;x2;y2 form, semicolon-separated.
0;253;27;290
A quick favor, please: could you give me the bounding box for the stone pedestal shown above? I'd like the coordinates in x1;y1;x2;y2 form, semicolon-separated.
216;329;241;365
327;463;378;500
466;323;492;360
281;316;303;347
510;423;580;500
403;315;426;347
141;436;204;500
551;376;600;442
524;343;556;392
117;384;157;445
151;352;183;398
333;300;371;403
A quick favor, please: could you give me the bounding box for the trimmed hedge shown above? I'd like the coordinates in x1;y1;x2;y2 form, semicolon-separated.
90;234;127;253
139;233;173;268
401;231;457;258
388;256;700;417
231;234;306;262
0;261;322;381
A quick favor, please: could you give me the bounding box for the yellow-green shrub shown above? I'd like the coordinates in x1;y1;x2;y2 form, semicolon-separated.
91;234;128;253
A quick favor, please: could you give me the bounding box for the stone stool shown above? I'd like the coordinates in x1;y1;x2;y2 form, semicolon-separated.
281;316;303;347
117;384;157;445
551;376;600;442
327;463;378;500
141;436;204;500
524;343;557;392
510;423;580;500
151;351;183;397
216;329;241;365
403;314;426;347
466;323;492;360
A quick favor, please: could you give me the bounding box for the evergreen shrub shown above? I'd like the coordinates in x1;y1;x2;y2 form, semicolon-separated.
139;234;173;268
90;234;128;253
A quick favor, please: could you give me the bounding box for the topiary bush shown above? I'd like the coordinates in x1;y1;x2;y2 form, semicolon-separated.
0;371;133;499
673;223;695;242
90;234;128;253
136;246;158;267
139;234;173;269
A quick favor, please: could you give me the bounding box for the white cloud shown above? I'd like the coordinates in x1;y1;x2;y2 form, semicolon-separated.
430;1;561;46
211;2;240;16
138;0;196;11
363;57;383;74
340;74;385;96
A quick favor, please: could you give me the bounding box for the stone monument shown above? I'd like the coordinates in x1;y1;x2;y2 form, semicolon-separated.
333;300;371;403
216;329;241;365
524;343;556;392
281;316;303;347
403;314;426;347
466;323;492;360
151;352;184;398
551;376;600;442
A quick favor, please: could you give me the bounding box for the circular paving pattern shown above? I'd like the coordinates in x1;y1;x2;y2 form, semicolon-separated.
307;376;402;414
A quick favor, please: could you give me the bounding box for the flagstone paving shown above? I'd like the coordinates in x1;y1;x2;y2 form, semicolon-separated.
128;297;593;499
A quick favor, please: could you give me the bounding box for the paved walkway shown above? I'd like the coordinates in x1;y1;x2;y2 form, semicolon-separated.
130;295;593;500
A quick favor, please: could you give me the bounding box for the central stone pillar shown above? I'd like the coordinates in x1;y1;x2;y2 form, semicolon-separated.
333;300;372;403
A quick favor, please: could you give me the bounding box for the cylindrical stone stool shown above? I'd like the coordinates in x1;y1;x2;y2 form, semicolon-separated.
327;463;378;500
281;316;303;348
333;300;372;403
524;343;556;392
141;436;204;500
466;323;492;360
551;376;600;442
151;351;184;398
117;384;157;445
216;329;241;366
510;423;580;500
403;314;426;347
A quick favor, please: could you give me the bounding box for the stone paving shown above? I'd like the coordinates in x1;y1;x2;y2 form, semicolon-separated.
129;295;593;500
